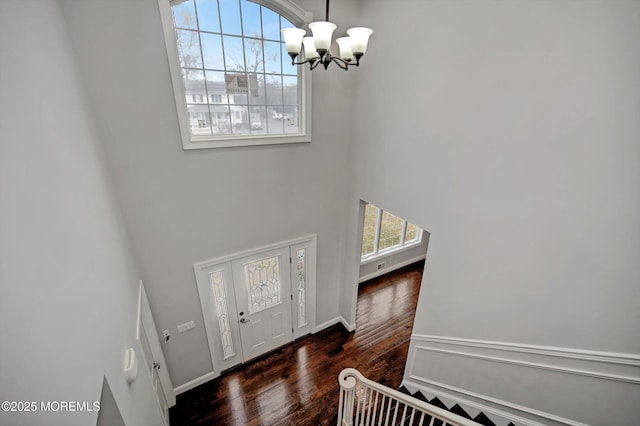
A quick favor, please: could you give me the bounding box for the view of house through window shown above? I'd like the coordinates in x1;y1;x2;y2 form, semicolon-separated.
361;204;422;261
170;0;301;139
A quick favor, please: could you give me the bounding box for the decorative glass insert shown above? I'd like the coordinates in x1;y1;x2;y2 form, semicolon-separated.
296;248;307;328
170;0;301;140
209;270;235;359
244;255;281;314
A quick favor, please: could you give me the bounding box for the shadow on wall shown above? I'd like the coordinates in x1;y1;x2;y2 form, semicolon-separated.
96;377;125;426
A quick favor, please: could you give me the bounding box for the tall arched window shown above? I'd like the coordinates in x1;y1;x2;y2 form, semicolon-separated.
159;0;311;149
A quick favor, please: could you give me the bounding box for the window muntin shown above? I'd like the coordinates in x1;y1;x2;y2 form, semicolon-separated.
168;0;304;145
361;203;380;258
361;204;422;261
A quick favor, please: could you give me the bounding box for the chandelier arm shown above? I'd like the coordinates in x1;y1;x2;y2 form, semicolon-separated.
290;57;312;66
310;59;322;70
330;57;350;71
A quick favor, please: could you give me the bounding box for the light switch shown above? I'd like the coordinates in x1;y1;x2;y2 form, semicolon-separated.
177;321;196;333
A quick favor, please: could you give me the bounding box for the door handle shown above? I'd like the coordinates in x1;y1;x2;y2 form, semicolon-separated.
240;318;250;323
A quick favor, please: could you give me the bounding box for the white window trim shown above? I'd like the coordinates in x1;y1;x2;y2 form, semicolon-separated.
157;0;313;150
360;237;424;266
360;205;423;264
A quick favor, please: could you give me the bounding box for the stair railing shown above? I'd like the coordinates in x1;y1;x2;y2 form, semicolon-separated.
337;368;480;426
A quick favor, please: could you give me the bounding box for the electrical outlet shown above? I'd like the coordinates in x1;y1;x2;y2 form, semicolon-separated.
162;330;170;343
177;321;196;333
377;262;386;270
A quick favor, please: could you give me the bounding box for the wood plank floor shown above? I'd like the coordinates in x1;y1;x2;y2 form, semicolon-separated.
169;260;424;426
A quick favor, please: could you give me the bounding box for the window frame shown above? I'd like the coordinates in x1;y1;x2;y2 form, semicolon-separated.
158;0;312;150
360;204;424;264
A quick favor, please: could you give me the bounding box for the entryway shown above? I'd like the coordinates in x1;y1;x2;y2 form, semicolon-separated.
194;235;316;376
170;260;423;425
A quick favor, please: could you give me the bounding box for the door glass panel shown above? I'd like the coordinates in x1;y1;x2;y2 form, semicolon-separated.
210;270;235;359
244;256;281;314
296;248;307;328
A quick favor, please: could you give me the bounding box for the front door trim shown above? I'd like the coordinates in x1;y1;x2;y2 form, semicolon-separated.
194;234;317;378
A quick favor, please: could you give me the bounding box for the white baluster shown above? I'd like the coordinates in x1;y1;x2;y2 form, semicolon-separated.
418;411;426;426
408;407;416;425
391;401;400;425
384;396;393;426
338;371;357;426
370;391;380;426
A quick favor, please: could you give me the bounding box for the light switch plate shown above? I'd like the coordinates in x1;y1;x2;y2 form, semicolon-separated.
177;321;196;333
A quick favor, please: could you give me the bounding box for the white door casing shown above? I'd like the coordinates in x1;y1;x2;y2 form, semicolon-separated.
136;280;176;424
194;235;317;376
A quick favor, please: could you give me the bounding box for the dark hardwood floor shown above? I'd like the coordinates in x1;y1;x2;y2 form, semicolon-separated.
170;260;424;426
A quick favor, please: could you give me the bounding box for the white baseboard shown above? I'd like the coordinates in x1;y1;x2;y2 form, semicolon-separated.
175;317;355;395
358;254;426;283
173;371;217;395
314;316;356;333
340;316;356;332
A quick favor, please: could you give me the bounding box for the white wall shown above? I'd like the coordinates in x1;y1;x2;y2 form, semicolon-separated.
60;0;361;387
351;0;640;424
0;2;163;425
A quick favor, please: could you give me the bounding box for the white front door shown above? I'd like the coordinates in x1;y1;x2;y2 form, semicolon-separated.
231;246;293;362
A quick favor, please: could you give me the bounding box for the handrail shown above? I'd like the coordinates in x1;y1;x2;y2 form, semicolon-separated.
337;368;480;426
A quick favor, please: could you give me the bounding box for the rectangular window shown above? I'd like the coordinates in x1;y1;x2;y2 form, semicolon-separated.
361;204;422;262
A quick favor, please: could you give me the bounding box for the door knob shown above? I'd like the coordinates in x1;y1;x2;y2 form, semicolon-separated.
240;318;250;323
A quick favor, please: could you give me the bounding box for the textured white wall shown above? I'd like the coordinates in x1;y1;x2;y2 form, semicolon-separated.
61;0;360;387
0;2;162;425
351;0;640;424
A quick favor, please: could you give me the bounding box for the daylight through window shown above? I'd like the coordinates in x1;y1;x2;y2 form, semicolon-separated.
361;204;422;261
169;0;303;142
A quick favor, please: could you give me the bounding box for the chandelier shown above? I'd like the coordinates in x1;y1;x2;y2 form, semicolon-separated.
281;0;373;71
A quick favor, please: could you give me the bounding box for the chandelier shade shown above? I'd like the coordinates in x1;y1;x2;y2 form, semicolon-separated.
346;27;373;55
282;28;306;55
335;37;353;61
281;0;372;71
302;37;320;59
